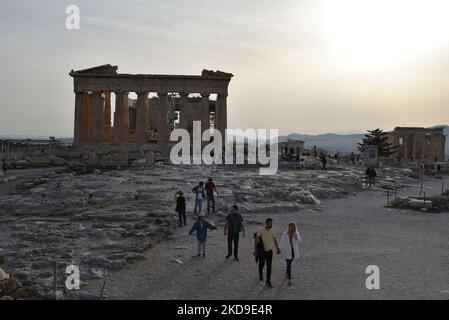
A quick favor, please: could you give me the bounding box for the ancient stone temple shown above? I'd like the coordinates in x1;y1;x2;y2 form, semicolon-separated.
386;127;446;161
70;64;233;149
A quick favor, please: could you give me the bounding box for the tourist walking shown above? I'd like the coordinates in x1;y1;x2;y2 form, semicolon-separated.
189;212;217;258
175;191;186;227
224;205;245;261
205;178;218;214
253;218;281;288
320;153;328;170
299;158;305;169
365;166;377;187
280;222;301;286
192;181;206;216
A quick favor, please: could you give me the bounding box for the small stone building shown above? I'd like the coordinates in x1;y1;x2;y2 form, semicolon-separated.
386;127;446;161
278;139;305;157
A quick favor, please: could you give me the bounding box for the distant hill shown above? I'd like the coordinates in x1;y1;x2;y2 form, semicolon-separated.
278;133;364;154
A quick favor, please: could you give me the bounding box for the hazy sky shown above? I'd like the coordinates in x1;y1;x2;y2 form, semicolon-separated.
1;0;449;137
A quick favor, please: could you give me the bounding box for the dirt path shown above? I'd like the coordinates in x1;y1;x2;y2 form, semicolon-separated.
80;176;449;300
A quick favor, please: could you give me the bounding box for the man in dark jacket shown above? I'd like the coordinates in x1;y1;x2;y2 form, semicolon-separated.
175;191;186;227
224;205;245;261
189;212;217;258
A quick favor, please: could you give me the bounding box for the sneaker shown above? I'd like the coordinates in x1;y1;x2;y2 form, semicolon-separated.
225;254;231;259
266;281;273;288
202;253;205;258
234;256;239;261
259;275;264;282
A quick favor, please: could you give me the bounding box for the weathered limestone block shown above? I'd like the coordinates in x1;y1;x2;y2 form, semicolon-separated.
87;154;100;166
299;191;321;205
30;157;51;166
51;157;66;166
408;198;433;209
99;153;128;167
0;267;10;281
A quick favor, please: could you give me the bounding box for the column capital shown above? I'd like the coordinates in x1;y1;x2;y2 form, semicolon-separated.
136;91;149;97
218;92;228;98
200;92;210;98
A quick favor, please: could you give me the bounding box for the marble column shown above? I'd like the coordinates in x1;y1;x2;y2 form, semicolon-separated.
114;91;129;144
179;92;189;131
201;92;210;133
91;91;104;145
136;91;149;144
73;91;84;146
157;92;169;144
103;92;112;143
216;93;228;144
83;92;92;143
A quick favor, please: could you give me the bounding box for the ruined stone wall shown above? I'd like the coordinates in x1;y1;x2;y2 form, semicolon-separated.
389;127;446;161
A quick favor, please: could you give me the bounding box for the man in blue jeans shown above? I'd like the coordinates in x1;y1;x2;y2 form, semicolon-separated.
192;181;206;216
189;212;217;257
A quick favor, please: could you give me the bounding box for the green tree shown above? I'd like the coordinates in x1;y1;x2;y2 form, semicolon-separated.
357;128;397;157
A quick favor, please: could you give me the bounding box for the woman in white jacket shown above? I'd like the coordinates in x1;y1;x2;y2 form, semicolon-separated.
280;221;301;285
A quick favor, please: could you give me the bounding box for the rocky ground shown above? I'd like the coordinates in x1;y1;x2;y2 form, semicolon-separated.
0;158;438;299
82;178;449;300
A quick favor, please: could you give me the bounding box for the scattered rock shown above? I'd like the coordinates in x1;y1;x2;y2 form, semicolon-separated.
0;267;10;281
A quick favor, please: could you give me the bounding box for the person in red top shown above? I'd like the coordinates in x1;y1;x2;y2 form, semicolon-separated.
205;177;218;214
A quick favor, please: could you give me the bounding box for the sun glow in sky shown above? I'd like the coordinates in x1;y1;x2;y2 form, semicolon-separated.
323;0;449;69
0;0;449;136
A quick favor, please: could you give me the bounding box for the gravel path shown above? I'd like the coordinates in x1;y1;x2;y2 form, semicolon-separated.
84;177;449;300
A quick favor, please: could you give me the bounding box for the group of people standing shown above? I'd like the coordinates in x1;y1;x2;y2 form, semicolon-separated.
365;166;377;187
188;204;243;260
176;182;302;288
192;178;218;216
174;178;219;227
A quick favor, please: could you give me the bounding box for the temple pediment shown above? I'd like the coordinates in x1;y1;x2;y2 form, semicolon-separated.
201;69;233;78
70;64;118;76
